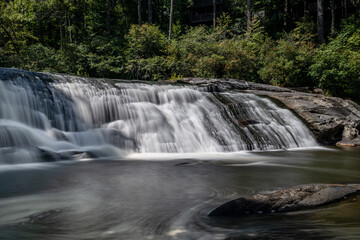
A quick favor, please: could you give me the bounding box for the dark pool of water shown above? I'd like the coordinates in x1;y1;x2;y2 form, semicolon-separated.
0;148;359;240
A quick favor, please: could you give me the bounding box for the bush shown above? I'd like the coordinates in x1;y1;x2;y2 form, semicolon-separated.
309;16;360;100
20;44;59;72
78;36;124;78
259;33;315;87
125;24;168;79
310;47;360;99
220;39;260;81
168;24;263;81
125;24;167;59
193;54;225;78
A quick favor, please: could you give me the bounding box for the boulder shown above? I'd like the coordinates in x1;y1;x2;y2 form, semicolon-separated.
209;184;360;217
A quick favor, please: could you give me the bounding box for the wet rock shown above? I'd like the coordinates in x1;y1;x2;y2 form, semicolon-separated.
180;78;360;146
260;93;360;145
209;184;360;217
179;78;292;93
36;147;74;162
336;140;360;147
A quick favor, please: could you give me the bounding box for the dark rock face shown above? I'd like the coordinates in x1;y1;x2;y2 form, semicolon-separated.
209;184;360;217
258;93;360;146
178;78;360;146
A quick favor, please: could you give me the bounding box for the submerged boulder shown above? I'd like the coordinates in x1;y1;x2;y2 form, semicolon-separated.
209;184;360;217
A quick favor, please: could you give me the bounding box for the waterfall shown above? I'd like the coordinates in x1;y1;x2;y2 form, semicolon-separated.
0;69;317;164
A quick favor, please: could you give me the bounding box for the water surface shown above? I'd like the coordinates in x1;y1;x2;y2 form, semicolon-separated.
1;148;359;240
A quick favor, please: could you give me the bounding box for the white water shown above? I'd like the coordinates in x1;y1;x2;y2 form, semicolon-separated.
0;69;317;164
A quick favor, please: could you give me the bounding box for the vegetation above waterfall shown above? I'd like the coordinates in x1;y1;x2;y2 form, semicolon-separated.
1;0;360;101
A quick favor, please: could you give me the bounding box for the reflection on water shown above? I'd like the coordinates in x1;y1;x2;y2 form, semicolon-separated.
0;149;359;240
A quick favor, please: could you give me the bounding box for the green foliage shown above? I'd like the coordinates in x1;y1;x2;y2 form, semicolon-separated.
165;24;263;81
126;24;167;59
126;56;168;80
221;39;259;81
0;0;37;54
0;0;359;101
259;33;315;87
20;44;59;72
169;73;183;82
78;36;124;78
309;16;360;100
125;24;168;80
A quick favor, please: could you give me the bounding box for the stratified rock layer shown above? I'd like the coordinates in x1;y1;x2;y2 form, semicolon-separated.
178;78;360;146
209;184;360;217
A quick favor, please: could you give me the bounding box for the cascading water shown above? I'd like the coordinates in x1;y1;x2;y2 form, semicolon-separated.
0;69;317;164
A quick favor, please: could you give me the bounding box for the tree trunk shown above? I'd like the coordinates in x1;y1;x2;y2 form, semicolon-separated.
284;0;288;28
247;0;252;31
169;0;174;39
68;15;72;43
330;0;336;35
60;20;63;49
64;12;67;42
138;0;142;26
148;0;152;24
213;0;216;28
107;0;110;35
317;0;324;43
344;0;348;18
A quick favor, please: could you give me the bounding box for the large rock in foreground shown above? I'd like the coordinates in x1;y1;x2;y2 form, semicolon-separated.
209;184;360;217
178;78;360;146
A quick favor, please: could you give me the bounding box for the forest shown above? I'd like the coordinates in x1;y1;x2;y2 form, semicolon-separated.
1;0;360;101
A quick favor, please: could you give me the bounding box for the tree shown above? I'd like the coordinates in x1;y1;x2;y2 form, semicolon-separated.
247;0;252;31
148;0;152;24
284;0;288;28
330;0;335;36
169;0;174;39
213;0;216;28
317;0;324;43
107;0;111;35
138;0;142;26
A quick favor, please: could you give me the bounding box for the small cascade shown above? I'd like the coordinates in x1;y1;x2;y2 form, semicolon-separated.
0;69;317;164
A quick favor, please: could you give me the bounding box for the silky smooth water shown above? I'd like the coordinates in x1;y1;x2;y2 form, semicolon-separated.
0;69;316;164
0;149;359;240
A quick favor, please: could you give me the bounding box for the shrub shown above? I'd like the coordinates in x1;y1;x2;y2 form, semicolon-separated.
259;34;315;87
125;24;168;79
309;16;360;100
20;44;59;72
125;24;167;59
169;24;263;81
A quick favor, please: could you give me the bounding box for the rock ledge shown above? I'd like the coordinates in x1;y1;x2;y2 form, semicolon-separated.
178;78;360;146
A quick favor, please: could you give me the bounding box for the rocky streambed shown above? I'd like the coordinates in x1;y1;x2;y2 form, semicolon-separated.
177;78;360;147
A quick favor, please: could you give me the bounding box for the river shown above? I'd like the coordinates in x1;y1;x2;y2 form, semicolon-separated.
1;148;359;240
